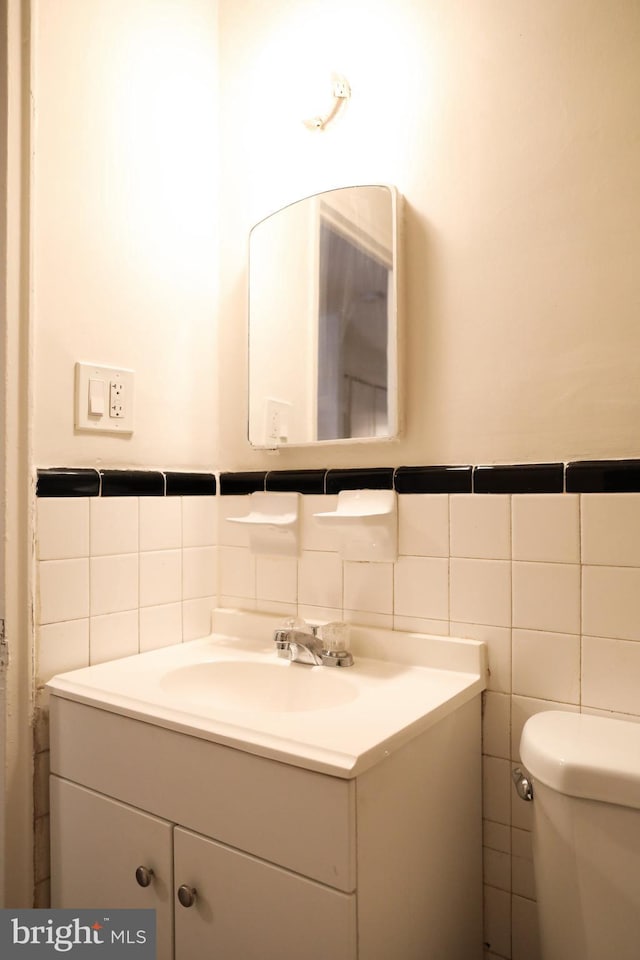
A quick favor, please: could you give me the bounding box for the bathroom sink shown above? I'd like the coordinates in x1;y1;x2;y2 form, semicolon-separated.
47;607;487;777
160;660;359;713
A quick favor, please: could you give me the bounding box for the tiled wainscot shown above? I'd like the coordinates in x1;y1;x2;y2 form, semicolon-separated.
34;460;640;958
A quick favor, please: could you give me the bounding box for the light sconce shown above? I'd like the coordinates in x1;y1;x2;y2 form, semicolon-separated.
303;74;351;131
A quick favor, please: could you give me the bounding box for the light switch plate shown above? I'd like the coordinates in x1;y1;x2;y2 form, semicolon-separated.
75;362;135;434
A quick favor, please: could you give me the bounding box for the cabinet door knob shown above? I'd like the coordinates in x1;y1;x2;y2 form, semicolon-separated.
177;884;197;908
135;866;155;888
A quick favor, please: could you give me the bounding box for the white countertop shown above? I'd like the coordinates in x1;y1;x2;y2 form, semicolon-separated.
47;609;487;777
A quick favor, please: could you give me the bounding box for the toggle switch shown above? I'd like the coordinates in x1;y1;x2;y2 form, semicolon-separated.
88;378;105;417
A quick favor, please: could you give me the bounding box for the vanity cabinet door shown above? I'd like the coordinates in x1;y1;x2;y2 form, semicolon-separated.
173;826;356;960
50;776;174;960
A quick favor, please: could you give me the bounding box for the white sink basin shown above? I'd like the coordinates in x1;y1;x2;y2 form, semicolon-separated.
160;660;359;713
47;608;487;777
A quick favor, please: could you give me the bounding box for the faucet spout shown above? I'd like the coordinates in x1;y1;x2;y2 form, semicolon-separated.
273;623;354;667
273;628;324;665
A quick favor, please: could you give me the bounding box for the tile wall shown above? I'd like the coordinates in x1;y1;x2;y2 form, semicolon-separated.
33;472;218;907
33;464;640;959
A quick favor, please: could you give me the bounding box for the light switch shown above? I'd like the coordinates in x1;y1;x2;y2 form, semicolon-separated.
75;362;134;434
88;378;105;417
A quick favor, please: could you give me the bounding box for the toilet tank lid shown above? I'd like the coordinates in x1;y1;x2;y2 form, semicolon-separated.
521;711;640;810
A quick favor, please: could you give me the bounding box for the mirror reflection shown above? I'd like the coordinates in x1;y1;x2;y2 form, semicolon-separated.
248;185;400;447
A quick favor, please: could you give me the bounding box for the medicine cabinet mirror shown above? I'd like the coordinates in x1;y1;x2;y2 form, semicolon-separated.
248;184;401;447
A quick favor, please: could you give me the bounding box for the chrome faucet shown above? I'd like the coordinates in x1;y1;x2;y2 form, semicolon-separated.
273;622;354;668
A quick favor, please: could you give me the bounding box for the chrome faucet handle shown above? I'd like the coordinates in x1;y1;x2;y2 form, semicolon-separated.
321;649;354;668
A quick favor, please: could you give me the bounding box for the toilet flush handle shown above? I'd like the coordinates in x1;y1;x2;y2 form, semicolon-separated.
512;766;534;802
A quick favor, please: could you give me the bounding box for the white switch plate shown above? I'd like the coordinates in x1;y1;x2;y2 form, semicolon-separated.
75;362;135;434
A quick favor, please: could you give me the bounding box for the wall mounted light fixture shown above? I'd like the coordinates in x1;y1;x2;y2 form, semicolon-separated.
303;74;351;131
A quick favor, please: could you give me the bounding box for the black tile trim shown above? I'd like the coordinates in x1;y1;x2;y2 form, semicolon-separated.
219;472;267;496
394;465;472;494
100;470;165;497
474;463;564;494
37;459;640;499
36;468;101;498
566;459;640;493
165;472;217;496
326;468;395;494
266;470;326;495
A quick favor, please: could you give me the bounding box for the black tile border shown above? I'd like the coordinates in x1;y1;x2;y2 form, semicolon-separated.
395;465;472;494
473;463;564;494
265;470;326;495
165;472;217;496
36;468;217;498
100;470;165;497
566;459;640;493
326;468;395;494
36;468;101;498
37;459;640;498
218;472;266;496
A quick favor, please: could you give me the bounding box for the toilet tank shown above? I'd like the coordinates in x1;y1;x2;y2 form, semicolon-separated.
520;711;640;960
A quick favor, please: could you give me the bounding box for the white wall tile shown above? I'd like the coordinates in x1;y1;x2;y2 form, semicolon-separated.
298;551;342;609
183;546;217;600
397;494;449;557
512;855;536;901
182;496;217;547
139;602;183;652
139;497;182;551
343;561;393;615
450;495;511;560
343;609;393;629
218;545;255;600
256;556;298;604
511;827;532;862
581;493;640;566
39;559;90;624
483;885;511;959
301;495;341;552
512;562;580;635
582;635;640;714
183;597;215;641
256;599;298;617
450;559;511;627
394;556;448;621
90;554;139;616
484;847;511;892
512;494;579;563
37;619;90;683
37;498;90;560
450;622;512;693
139;550;182;607
484;820;511;855
217;496;252;547
512;629;580;703
90;610;139;664
582;565;640;641
483;691;511;759
483;755;512;825
512;895;541;960
393;614;449;635
90;497;138;556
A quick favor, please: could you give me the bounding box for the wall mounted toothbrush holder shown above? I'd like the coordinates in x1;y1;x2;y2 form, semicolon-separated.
313;489;397;562
226;492;299;556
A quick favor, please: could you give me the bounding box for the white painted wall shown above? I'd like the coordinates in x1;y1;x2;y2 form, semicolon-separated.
32;0;219;470
217;0;640;470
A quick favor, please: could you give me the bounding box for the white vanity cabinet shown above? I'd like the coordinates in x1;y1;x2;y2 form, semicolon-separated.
49;649;484;959
51;777;354;960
